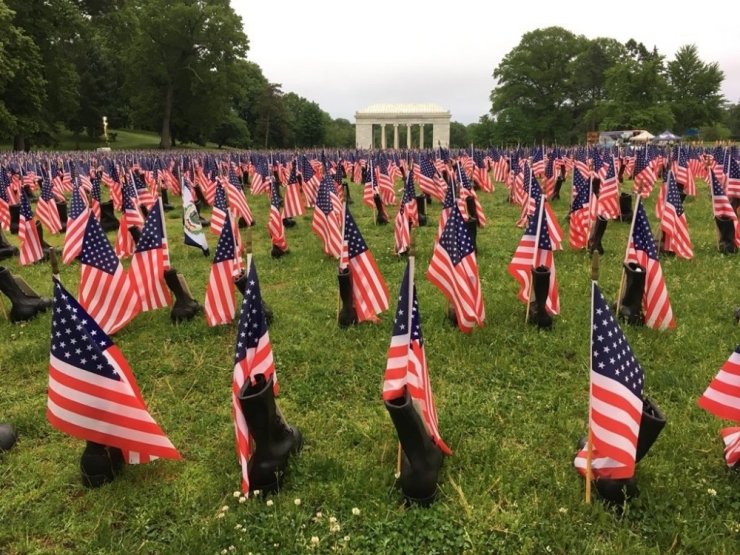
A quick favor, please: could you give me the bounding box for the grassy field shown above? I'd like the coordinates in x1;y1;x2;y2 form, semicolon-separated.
0;174;738;554
0;129;221;151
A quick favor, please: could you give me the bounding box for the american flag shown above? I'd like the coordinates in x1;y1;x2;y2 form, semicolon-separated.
78;215;141;335
417;156;445;201
491;150;508;184
132;170;156;210
531;147;545;175
283;162;304;218
394;202;411;256
626;202;675;330
458;165;487;227
657;172;693;260
363;159;377;209
401;169;419;226
62;184;90;264
211;179;228;237
709;171;740;249
18;190;44;266
205;210;238;326
36;169;63;234
508;197;560;315
299;155;320;207
472;150;493;193
0;168;10;230
231;259;277;493
311;174;342;259
574;147;589;181
268;180;288;252
383;258;451;455
103;163;122;211
727;157;740;199
130;201;171;312
376;159;396;206
673;146;696;197
568;169;592;250
574;282;645;479
698;345;740;467
427;204;485;333
115;180;144;259
598;156;620;219
250;157;269;195
633;148;656;198
525;175;563;249
226;166;254;227
90;172;102;220
340;206;389;322
47;279;180;463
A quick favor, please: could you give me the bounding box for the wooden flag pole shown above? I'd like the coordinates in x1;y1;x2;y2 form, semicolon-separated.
398;227;416;477
585;258;599;505
525;191;546;324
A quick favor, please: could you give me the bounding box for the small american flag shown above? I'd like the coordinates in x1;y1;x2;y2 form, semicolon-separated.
727;157;740;199
231;259;277;493
115;179;145;259
210;179;228;237
340;206;389;322
698;345;740;467
36;169;63;234
226;166;254;227
427;204;485;333
268;181;288;252
401;169;419;226
311;174;342;259
250;156;269;196
626;202;675;330
299;155;320;207
130;201;171;312
458;165;487;227
78;215;141;335
0;169;10;230
598;156;620;219
376;159;396;206
205;210;238;326
283;162;304;218
47;279;180;463
633;148;656;198
657;172;693;260
383;258;451;455
574;282;645;479
18;190;44;266
418;156;445;201
90;172;102;220
568;170;592;250
472;150;493;193
62;184;91;264
673;146;696;197
710;172;739;224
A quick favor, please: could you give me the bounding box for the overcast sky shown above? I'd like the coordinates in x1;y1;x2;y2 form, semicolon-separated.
235;0;740;125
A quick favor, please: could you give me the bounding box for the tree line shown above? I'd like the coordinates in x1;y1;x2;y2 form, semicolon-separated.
0;0;354;151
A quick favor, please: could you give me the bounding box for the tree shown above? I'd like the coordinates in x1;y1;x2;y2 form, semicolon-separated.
282;93;326;147
123;0;249;148
490;27;587;143
324;118;354;148
449;122;469;148
725;102;740;139
667;44;724;134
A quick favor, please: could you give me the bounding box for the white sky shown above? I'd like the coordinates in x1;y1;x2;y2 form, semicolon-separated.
235;0;740;125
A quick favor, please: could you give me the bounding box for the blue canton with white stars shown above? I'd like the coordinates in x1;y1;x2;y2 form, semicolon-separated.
570;169;590;213
391;261;423;346
214;180;228;211
438;205;474;265
123;181;138;210
40;170;54;202
343;208;368;258
134;202;165;254
50;279;119;380
79;215;119;274
234;262;267;364
666;172;684;216
632;202;658;260
20;188;34;219
69;185;86;219
420;156;436;180
403;170;416;204
592;283;644;398
270;180;281;209
91;174;102;202
213;211;235;264
525;197;553;251
316;175;334;215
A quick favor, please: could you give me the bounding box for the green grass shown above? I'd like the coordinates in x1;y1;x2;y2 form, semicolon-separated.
0;176;738;554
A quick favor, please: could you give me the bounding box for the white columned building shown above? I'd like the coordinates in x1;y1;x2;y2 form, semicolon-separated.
355;103;451;149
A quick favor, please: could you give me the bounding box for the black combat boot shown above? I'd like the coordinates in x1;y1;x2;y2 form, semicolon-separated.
234;270;272;327
0;266;52;322
527;266;553;330
619;193;633;222
0;228;18;260
56;201;68;232
128;226;142;245
385;390;445;506
337;268;357;327
716;217;738;254
238;374;303;494
618;262;646;325
374;195;388;225
588;216;608;255
80;441;125;488
163;268;201;323
552;175;564;200
99;200;120;232
9;204;19;235
416;194;427;226
271;244;289;258
0;423;17;453
161;189;174;211
465;217;478;253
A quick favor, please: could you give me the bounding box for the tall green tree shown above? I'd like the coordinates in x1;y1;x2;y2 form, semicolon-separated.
667;44;724;134
282;93;326;147
449;121;469;148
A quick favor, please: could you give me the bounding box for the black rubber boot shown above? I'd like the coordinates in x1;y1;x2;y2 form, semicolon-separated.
552;176;564;200
618;262;645;326
238;216;251;229
271;245;289;258
100;200;120;232
374;195;388;225
734;307;740;324
465;196;478;222
56;201;68;232
465;218;478;253
234;270;272;327
385;390;444;506
716;217;738;254
528;266;553;330
588;216;608;255
23;185;37;202
446;306;458;327
730;197;740;215
0;266;52;322
34;221;57;259
163;268;201;323
80;441;125;488
238;374;303;494
416;194;427;226
9;204;19;234
0;423;17;453
128;226;142;245
161;188;174;211
337;268;357;327
0;228;18;260
619;193;633;222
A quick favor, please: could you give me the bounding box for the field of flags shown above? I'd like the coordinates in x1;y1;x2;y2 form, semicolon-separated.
0;144;738;553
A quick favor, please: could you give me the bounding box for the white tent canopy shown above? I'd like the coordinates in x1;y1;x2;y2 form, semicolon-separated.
630;130;655;142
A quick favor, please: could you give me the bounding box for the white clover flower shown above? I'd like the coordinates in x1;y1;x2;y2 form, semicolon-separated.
266;499;274;507
311;536;320;546
238;496;247;504
558;507;568;514
315;511;323;519
221;505;230;512
216;513;226;519
343;536;350;542
294;498;302;506
707;488;717;496
229;546;236;553
351;507;360;516
329;516;337;524
252;490;260;496
233;491;241;498
330;523;341;533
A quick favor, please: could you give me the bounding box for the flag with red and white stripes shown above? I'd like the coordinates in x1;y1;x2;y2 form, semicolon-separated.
626;201;675;330
568;169;592;250
225;167;254;227
383;257;451;455
283;163;304;218
18;190;44;266
0;169;11;230
311;174;342;259
130;201;171;312
210;179;228;237
427;204;485;333
657;172;693;260
36;170;63;234
340;206;389;323
709;173;739;249
598;156;620;219
268;181;288;252
231;258;277;493
205;210;238;326
62;184;91;264
47;279;180;464
78;215;141;335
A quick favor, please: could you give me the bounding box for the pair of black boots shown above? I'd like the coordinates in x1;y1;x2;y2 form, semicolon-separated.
527;266;553;330
0;266;52;322
618;262;646;326
0;229;18;261
579;398;666;506
716;217;738;254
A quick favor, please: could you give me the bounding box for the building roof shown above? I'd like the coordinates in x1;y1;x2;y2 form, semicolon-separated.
356;103;450;116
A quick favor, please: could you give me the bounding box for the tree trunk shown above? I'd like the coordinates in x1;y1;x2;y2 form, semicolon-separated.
13;134;25;152
159;82;174;149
